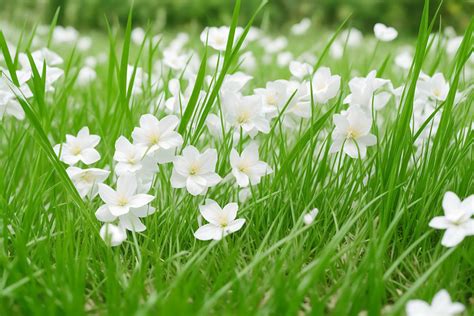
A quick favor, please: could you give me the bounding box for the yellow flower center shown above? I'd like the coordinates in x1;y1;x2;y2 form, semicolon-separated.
149;133;160;145
237;111;250;124
71;146;82;155
117;197;128;206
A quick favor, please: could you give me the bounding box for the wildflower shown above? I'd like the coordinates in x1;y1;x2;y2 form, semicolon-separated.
344;70;392;110
417;73;449;102
113;136;147;175
406;289;465;316
132;114;183;154
222;93;270;136
97;174;154;217
230;142;272;187
395;51;413;70
99;223;127;247
52;26;79;44
373;23;398;42
54;127;101;165
428;191;474;247
200;26;243;51
291;18;311;35
77;66;97;86
329;105;377;159
289;61;313;80
303;208;319;225
66;167;110;199
194;200;245;240
131;27;146;45
254;80;289;117
311;67;341;103
170;146;221;195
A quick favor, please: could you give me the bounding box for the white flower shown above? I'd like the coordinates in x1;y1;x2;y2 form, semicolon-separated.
132;114;183;154
54;127;101;165
222;93;270;136
170;146;221;196
131;27;146;45
113;136;147;175
395;50;413;70
254;80;289;117
303;208;319;225
373;23;398;42
344;70;392;110
53;26;79;44
406;289;465;316
329;105;377;159
100;223;127;247
428;191;474;247
230;142;272;187
66;167;110;199
97;174;154;217
417;73;449;102
311;67;341;103
162;48;189;71
96;204;156;234
339;28;363;47
291;18;311;35
289;61;313;80
0;70;32;120
77;37;92;51
200;26;243;51
194;200;245;240
220;72;253;94
277;51;294;67
77;66;97;86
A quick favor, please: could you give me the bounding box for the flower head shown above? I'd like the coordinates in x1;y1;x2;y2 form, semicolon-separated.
374;23;398;42
429;191;474;247
329;105;377;159
230;142;272;187
170;146;221;195
194;200;245;240
53;127;101;165
66;167;109;199
97;174;154;217
132;114;183;153
406;289;465;316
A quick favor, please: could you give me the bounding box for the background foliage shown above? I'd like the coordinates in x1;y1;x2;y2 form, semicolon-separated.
1;0;472;34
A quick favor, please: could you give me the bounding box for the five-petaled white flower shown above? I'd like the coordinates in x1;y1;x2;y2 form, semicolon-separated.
373;23;398;42
97;174;155;217
418;73;450;102
53;127;101;165
406;289;465;316
200;26;243;51
170;146;221;195
230;142;273;187
222;92;270;136
329;105;377;159
428;191;474;247
113;136;147;175
311;67;341;104
132;114;183;153
194;199;245;240
66;167;110;199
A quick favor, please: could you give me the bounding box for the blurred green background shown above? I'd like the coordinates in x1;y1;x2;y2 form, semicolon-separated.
1;0;472;34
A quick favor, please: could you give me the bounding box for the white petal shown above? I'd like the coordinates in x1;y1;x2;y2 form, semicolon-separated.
441;228;466;247
98;183;118;205
128;194;155;208
95;205;117;222
194;224;222;240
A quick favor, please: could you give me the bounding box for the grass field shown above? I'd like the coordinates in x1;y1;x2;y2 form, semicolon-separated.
0;0;473;315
